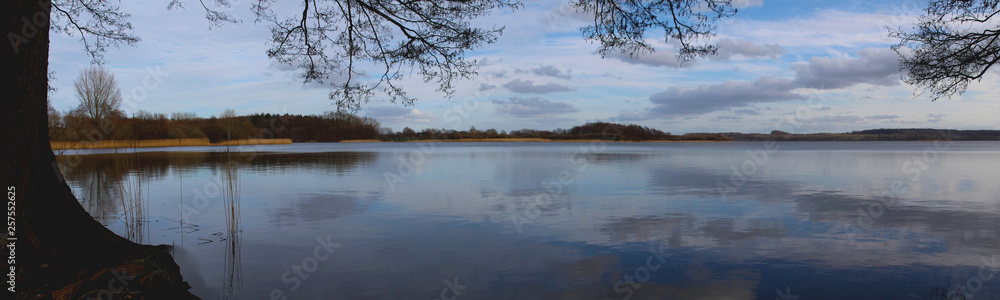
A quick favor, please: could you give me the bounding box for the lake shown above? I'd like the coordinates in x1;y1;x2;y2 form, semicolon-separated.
56;141;1000;299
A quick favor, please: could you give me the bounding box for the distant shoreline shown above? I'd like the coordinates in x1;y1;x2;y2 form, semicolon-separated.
340;138;730;143
55;137;995;150
51;137;730;150
51;138;293;150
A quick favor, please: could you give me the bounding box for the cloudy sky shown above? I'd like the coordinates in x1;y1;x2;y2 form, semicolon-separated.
46;0;1000;134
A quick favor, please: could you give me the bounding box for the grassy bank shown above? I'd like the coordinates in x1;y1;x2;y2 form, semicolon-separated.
412;138;553;142
341;138;730;143
51;138;293;150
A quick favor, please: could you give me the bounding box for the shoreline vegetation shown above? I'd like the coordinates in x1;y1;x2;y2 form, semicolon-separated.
340;138;730;142
723;129;1000;141
50;137;725;149
51;138;292;150
46;109;1000;150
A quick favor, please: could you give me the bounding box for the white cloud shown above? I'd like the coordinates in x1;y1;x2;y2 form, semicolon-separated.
365;106;434;123
493;97;579;118
643;77;804;117
732;0;764;8
793;48;901;89
711;38;784;61
516;65;572;80
725;10;919;48
503;79;574;94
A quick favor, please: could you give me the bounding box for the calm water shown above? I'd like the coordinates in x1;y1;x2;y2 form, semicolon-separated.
57;141;1000;299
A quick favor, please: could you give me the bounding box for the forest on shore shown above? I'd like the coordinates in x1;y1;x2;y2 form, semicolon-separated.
47;108;730;143
723;129;1000;141
48;107;1000;145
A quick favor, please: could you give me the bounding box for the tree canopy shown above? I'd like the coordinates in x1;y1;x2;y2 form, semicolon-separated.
892;0;1000;100
49;0;738;110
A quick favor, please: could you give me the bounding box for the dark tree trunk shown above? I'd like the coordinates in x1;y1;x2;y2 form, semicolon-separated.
2;1;196;298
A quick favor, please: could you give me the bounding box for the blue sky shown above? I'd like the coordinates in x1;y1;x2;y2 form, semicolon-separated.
46;0;1000;134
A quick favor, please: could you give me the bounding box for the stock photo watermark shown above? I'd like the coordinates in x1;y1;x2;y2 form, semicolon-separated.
432;276;467;300
716;95;830;200
6;0;50;54
81;269;134;300
843;137;954;246
269;235;340;300
610;244;672;300
509;127;622;233
944;253;999;300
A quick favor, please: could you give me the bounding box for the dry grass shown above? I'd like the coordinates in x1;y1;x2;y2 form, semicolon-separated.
213;138;292;146
406;138;553;142
643;139;730;142
51;138;292;150
405;138;730;143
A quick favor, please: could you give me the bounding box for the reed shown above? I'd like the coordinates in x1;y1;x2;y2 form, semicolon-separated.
405;138;554;142
112;139;147;243
214;138;293;146
220;146;243;299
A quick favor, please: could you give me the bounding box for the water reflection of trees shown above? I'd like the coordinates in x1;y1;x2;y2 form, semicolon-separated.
69;158;121;224
55;150;364;299
58;152;199;226
239;151;376;174
59;151;375;181
59;151;375;198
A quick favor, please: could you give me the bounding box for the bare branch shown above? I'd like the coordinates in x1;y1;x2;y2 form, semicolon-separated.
52;0;735;112
574;0;736;64
892;0;1000;100
50;0;140;64
257;0;519;111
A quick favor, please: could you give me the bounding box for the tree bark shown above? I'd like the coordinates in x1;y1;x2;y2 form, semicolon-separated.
2;0;196;298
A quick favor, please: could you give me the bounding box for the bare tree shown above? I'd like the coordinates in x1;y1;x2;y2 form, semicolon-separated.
219;108;240;140
73;66;123;127
170;111;199;120
892;0;1000;100
2;0;737;297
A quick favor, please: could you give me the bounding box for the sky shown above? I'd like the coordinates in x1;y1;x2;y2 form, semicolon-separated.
46;0;1000;134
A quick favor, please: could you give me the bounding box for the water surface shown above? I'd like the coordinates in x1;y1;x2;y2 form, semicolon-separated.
58;141;1000;299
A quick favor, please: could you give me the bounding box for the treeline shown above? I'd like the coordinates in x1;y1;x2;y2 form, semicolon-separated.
48;110;383;143
48;108;728;144
848;128;1000;140
379;122;730;141
251;112;382;142
723;128;1000;141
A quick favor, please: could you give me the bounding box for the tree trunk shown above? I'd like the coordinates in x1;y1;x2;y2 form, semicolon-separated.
2;1;196;298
